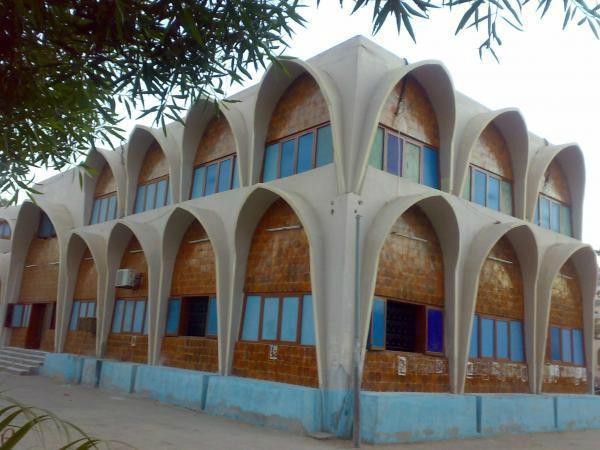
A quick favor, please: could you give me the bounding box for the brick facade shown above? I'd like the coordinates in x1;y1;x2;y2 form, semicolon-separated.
138;142;169;184
379;76;440;149
195;115;236;166
466;236;529;393
541;159;571;204
94;163;117;197
18;236;59;303
266;73;329;143
105;334;148;364
160;336;218;372
363;206;448;392
471;123;513;180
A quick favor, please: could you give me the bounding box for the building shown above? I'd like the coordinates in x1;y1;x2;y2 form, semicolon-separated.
0;36;598;443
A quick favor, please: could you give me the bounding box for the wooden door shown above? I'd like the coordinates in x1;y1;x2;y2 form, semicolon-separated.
25;303;46;349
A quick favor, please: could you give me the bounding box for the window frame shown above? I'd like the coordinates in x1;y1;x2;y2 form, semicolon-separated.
549;324;585;366
91;191;118;225
165;295;218;339
0;221;11;239
190;154;238;199
110;298;147;335
470;313;525;362
536;193;573;237
467;164;514;215
69;300;96;331
5;304;32;328
260;122;332;182
134;175;169;214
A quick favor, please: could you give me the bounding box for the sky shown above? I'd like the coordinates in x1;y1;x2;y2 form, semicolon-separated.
32;2;600;250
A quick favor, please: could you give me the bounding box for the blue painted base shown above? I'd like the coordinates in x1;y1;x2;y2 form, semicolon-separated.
40;354;600;444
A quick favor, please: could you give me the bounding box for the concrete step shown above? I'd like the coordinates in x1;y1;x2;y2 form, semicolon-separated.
0;357;41;371
3;347;46;358
0;347;47;376
0;352;45;366
0;364;33;375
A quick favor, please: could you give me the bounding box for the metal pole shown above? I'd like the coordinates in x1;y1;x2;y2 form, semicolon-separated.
353;213;361;448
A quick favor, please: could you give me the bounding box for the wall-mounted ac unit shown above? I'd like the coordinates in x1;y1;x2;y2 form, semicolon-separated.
115;269;138;288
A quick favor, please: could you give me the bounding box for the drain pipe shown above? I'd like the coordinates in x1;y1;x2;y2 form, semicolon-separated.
353;213;362;448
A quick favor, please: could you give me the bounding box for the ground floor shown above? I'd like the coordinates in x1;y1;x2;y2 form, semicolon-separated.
2;373;600;449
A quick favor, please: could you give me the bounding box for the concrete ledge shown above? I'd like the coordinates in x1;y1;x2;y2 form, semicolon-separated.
40;353;82;383
479;395;555;435
134;365;212;410
80;358;101;387
205;376;322;434
360;392;478;444
98;360;138;393
556;395;600;431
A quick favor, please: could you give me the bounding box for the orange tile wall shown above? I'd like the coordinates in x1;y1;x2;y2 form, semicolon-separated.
105;334;148;364
9;328;27;348
470;123;513;180
160;337;218;372
541;159;571;204
18;236;59;303
138;142;169;183
266;73;329;142
379;76;440;149
195;115;236;166
94;163;117;197
363;206;448;392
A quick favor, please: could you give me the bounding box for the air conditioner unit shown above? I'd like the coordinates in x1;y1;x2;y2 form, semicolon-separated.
115;269;138;288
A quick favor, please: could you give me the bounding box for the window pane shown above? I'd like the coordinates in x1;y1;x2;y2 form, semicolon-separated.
560;205;572;237
143;311;149;335
280;296;299;342
99;197;109;222
551;326;561;360
316;125;333;167
403;142;420;183
206;297;218;336
165;298;181;335
144;182;157;211
427;308;444;353
473;170;487;206
496;320;509;358
422;147;439;189
263;144;279;182
133;300;145;333
241;296;261;341
69;301;80;331
261;297;279;340
166;180;172;205
539;196;550;229
91;200;101;224
572;329;584;365
500;180;513;215
462;170;471;200
217;158;232;192
232;157;240;189
134;185;146;213
386;134;400;176
112;300;125;333
510;321;524;362
533;202;539;225
297;132;314;173
122;301;135;333
87;302;95;318
205;163;218;195
370;298;386;348
487;177;500;211
469;315;479;358
550;201;560;232
79;302;88;318
39;213;55;237
368;127;384;170
561;328;572;362
191;166;206;199
481;317;494;358
155;179;167;208
108;195;117;221
280;140;295;178
23;305;31;327
300;295;316;345
11;305;23;328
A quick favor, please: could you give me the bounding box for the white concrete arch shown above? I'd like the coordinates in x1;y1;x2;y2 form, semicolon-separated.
454;108;530;219
360;193;461;391
535;243;597;394
154;205;230;371
526;144;585;239
83;147;127;225
457;222;539;394
102;220;160;361
125;125;181;214
355;61;456;194
250;58;344;192
181;99;249;198
229;184;326;386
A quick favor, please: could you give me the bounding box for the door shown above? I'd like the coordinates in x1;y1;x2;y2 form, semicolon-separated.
25;303;46;349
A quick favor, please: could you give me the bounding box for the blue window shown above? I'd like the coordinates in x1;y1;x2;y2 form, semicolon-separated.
422;147;440;189
122;301;135;333
316;125;333;167
91;199;101;224
370;298;386;349
468;166;512;214
87;302;95;318
144;182;157;212
232;158;240;189
263;144;279;182
280;140;295;178
510;320;524;362
261;297;279;340
496;320;508;359
386;134;400;175
551;326;561;361
561;328;572;363
550;201;560;232
206;297;218;336
297;133;314;173
112;299;146;334
99;197;109;223
133;300;145;333
368;127;384;170
481;317;494;358
280;296;299;342
560;205;572;236
80;302;88;318
473;169;487;206
165;298;181;335
191;166;206;198
427;308;444;353
38;212;56;238
112;300;125;333
539;196;550;229
70;301;81;331
470;315;479;358
155;179;168;208
572;329;584;365
107;195;117;221
487;177;500;211
11;305;23;328
300;295;315;345
134;185;146;213
22;304;31;327
241;295;261;341
217;158;232;192
205;163;218;195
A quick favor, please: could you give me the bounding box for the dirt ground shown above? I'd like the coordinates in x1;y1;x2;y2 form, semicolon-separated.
1;373;600;449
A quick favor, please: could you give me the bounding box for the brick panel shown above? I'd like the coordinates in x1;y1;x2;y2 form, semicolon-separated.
160;336;218;372
8;328;27;348
542;159;571;204
471;123;513;180
244;199;311;294
171;221;216;296
362;351;449;392
266;73;329;142
232;341;318;387
138;142;168;183
105;334;148;364
64;330;96;356
94;163;117;197
379;76;440;149
195;115;236;166
40;329;55;352
464;361;529;393
19;237;59;303
115;237;148;299
74;249;97;300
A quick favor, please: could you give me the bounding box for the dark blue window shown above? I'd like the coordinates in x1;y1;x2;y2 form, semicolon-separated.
108;196;117;221
263;144;279;182
572;329;584;365
481;317;494;358
91;200;101;224
510;320;524;362
422;147;439;189
280;296;299;342
280;140;295;178
38;212;56;238
561;328;572;363
242;295;261;341
144;182;157;212
316;125;333;167
191;166;206;198
487;177;500;211
205;163;218;196
473;170;487;206
165;298;181;335
386;134;400;175
551;326;561;361
11;305;23;328
133;300;145;333
261;297;279;340
426;308;443;353
370;298;386;349
155;179;168;208
297;133;314;173
470;315;479;358
69;301;81;331
206;297;218;336
496;320;508;359
134;185;146;213
122;301;135;333
112;300;125;333
300;295;315;345
217;158;232;192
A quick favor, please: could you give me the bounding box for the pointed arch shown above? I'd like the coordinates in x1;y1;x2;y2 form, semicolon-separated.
83;148;125;225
